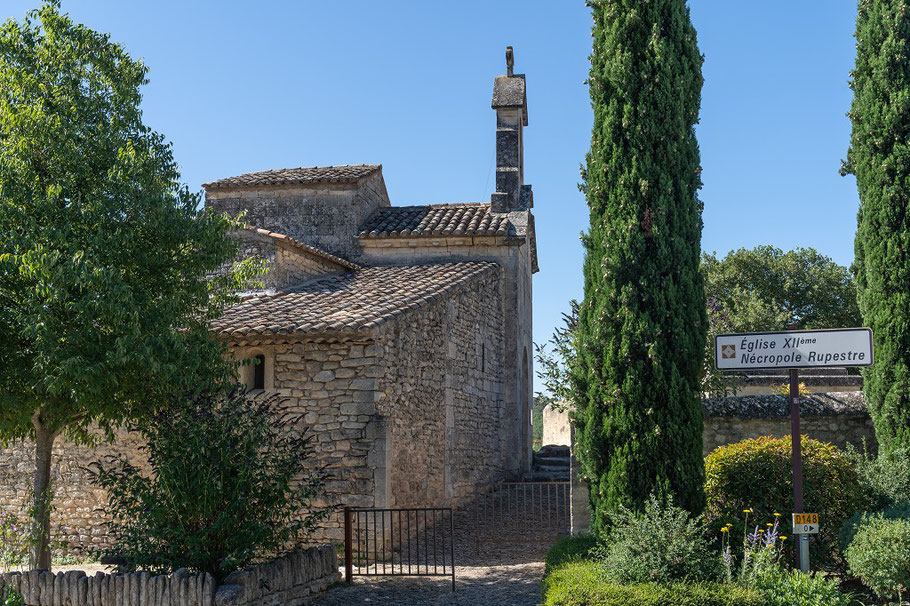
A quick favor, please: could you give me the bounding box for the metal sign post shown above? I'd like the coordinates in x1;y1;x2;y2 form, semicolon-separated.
714;325;874;574
788;358;809;572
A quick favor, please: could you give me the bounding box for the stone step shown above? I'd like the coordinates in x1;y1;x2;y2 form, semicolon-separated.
522;471;570;482
534;464;570;474
533;456;570;468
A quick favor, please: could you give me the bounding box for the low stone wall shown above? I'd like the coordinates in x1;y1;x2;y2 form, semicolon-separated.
216;545;338;606
702;391;876;456
0;545;338;606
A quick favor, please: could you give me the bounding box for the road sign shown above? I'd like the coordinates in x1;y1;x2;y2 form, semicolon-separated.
792;513;820;534
715;328;873;371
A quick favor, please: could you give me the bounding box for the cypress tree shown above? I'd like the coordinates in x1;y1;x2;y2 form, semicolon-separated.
573;0;707;531
845;0;910;451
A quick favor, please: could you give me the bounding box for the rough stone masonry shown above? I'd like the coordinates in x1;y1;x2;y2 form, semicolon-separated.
0;50;539;552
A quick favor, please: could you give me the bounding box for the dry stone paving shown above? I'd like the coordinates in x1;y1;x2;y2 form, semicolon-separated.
313;509;552;606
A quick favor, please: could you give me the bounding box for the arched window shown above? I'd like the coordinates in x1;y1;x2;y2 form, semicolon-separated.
253;354;265;390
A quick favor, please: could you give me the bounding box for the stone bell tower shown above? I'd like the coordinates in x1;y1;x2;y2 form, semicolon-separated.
491;46;530;213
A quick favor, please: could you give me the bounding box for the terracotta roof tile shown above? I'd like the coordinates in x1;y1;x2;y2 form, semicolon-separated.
212;262;498;339
359;203;513;238
204;165;380;189
244;228;360;270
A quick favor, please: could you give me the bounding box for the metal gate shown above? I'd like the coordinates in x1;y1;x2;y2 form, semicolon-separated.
343;506;456;591
472;481;570;545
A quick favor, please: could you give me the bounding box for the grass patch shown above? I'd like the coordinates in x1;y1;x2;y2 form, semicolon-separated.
541;559;764;606
545;534;597;573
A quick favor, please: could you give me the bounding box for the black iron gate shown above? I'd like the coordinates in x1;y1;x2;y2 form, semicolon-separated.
343;506;456;591
472;481;571;545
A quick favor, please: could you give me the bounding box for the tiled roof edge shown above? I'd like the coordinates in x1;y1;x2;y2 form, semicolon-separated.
204;164;381;190
242;228;361;270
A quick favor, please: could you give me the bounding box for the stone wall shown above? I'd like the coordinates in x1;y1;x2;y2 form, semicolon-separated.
702;391;876;456
233;339;385;545
541;403;570;446
233;230;349;290
0;429;147;554
375;267;506;506
217;545;338;606
206;172;390;260
360;237;534;475
0;545;337;606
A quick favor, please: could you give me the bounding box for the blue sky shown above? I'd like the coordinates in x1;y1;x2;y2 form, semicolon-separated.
5;1;862;386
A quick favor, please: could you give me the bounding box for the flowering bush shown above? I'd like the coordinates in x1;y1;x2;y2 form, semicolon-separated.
705;436;870;568
719;510;787;586
0;513;29;571
719;510;851;605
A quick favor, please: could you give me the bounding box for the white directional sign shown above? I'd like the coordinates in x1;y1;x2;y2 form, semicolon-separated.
792;513;820;535
715;328;873;371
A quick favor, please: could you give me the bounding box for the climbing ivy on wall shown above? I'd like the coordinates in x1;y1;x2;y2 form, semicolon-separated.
844;0;910;452
573;0;707;532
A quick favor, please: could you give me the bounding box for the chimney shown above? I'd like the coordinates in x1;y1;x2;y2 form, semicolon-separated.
491;46;529;213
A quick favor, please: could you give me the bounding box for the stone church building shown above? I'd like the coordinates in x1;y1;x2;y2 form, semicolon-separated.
0;55;538;548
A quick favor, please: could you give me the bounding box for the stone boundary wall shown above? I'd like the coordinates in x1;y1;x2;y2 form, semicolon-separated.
0;429;148;554
0;545;337;606
702;391;876;456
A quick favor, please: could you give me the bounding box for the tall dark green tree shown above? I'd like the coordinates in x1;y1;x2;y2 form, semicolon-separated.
573;0;707;531
844;0;910;452
0;3;260;568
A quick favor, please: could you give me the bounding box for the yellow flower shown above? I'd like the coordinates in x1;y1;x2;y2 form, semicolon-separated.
721;527;729;533
743;509;752;513
758;529;765;533
766;523;774;527
780;535;788;540
726;523;733;528
774;513;782;517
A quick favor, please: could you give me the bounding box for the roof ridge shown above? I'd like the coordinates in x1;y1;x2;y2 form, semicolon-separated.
244;227;361;270
204;164;381;189
359;203;513;239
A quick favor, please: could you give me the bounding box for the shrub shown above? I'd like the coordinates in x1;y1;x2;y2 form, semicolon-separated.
847;443;910;509
704;436;869;568
541;560;763;606
838;501;910;552
90;388;330;581
753;569;852;606
843;513;910;602
593;495;719;584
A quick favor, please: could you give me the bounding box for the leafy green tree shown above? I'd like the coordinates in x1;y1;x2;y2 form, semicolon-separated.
0;3;258;568
702;246;860;396
573;0;707;530
844;0;910;452
534;300;579;409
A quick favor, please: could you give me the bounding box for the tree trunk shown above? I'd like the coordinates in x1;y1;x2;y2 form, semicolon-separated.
31;418;56;570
